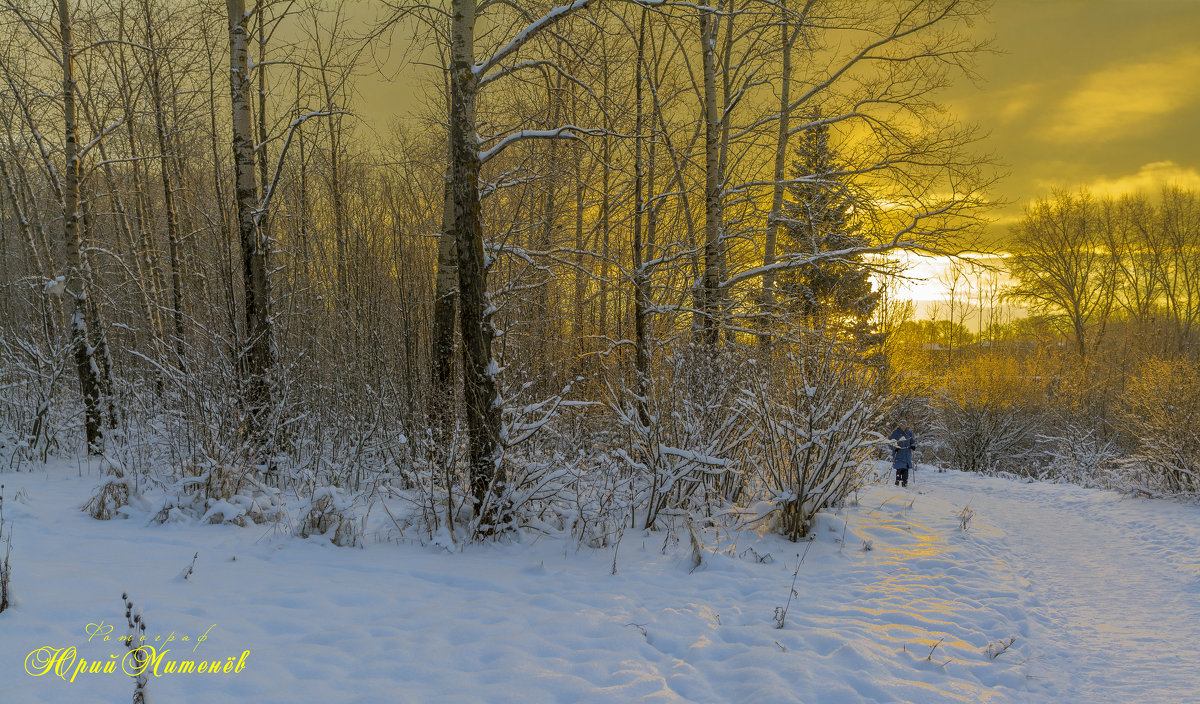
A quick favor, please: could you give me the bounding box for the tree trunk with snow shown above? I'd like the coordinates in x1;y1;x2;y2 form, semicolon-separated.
759;0;799;351
698;2;723;346
449;0;504;523
58;0;105;453
227;0;276;448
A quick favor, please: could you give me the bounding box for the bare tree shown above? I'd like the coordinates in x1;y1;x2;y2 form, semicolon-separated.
430;0;614;527
1008;190;1117;362
141;0;187;358
227;0;276;448
0;0;116;452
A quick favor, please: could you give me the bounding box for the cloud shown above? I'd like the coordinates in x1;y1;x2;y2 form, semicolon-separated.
993;83;1040;124
1042;46;1200;142
1085;161;1200;198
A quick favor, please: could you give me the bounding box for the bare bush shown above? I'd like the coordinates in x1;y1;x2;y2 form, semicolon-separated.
1121;357;1200;494
295;487;360;547
82;456;134;520
935;356;1043;475
957;503;974;531
608;346;753;531
1037;426;1124;489
745;349;881;542
0;330;71;466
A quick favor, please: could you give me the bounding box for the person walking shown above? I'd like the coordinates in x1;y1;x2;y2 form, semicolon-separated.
889;419;915;487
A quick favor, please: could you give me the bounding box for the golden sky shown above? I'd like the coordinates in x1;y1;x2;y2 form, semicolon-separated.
353;0;1200;228
946;0;1200;231
895;0;1200;312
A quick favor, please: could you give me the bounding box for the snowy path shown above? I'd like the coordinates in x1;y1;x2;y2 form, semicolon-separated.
1;461;1198;702
915;468;1200;703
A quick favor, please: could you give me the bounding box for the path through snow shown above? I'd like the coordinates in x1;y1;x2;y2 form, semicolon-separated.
916;468;1200;703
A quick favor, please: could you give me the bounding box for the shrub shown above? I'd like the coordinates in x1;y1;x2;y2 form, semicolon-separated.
1036;425;1124;489
745;348;880;541
608;345;753;531
82;457;134;520
295;487;360;546
1121;357;1200;494
935;355;1043;475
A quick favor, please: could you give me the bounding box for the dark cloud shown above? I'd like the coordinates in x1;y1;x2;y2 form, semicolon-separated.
947;0;1200;240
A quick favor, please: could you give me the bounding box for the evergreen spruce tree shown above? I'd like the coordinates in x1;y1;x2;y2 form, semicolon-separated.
778;116;881;346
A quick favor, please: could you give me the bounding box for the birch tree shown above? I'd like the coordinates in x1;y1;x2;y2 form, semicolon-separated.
227;0;276;449
60;0;108;452
438;0;620;527
0;0;114;452
141;0;186;358
697;0;723;345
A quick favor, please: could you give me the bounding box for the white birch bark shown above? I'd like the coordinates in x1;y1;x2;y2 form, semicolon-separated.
58;0;105;452
227;0;276;447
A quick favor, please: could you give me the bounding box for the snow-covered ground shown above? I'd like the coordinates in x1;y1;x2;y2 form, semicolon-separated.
1;461;1197;703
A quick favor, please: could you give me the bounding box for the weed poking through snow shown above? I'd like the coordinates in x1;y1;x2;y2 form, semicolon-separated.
739;546;773;564
838;512;849;552
774;541;813;629
123;593;150;704
927;638;945;660
180;552;198;581
958;504;975;532
611;524;625;576
685;516;705;573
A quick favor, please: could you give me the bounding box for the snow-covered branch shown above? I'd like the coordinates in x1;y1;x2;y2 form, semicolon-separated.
478;125;603;164
473;0;594;81
255;109;346;224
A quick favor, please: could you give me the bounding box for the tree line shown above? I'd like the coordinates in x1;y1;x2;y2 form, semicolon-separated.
0;0;993;540
895;186;1200;495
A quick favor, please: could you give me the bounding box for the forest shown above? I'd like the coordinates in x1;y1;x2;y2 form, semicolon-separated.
0;0;1195;552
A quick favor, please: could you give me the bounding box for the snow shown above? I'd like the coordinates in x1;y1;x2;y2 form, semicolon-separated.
920;471;1200;701
2;461;1198;702
43;277;66;297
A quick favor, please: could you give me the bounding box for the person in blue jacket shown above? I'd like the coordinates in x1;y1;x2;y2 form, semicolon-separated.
889;419;915;487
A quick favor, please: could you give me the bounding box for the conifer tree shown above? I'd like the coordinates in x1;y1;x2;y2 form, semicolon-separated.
778;118;880;345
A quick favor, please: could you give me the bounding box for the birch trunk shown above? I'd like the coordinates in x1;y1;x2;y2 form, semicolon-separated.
58;0;104;453
599;50;611;351
698;2;723;345
449;0;503;523
573;144;586;374
228;0;275;447
80;199;118;428
632;9;650;426
760;0;796;350
144;0;186;358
